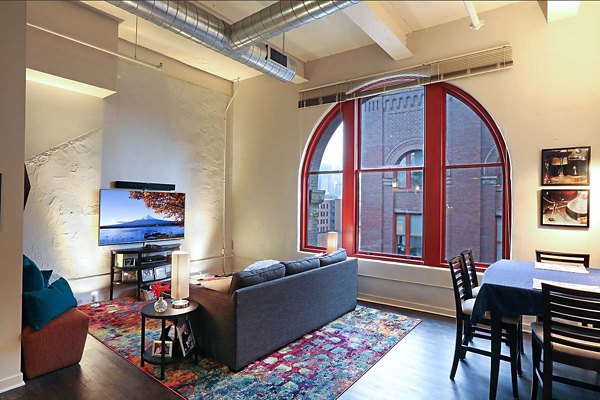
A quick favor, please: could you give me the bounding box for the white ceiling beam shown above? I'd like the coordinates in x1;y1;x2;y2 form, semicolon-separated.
344;1;413;61
538;0;581;23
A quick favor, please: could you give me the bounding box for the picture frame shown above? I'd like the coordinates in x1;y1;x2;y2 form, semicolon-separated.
141;268;155;282
541;146;590;186
152;340;173;358
123;257;136;267
122;270;138;282
176;320;195;357
154;266;167;280
540;189;589;228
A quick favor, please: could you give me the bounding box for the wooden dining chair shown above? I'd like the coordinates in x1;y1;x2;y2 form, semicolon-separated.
535;250;590;267
531;283;600;400
448;255;521;398
461;249;479;297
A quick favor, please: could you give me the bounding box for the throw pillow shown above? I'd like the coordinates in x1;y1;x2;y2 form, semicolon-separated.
244;259;280;272
283;256;319;276
229;263;285;294
23;255;45;293
22;278;77;331
319;249;348;267
201;276;232;293
41;270;53;287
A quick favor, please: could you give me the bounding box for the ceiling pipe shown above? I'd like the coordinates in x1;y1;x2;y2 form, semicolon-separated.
108;1;360;82
228;0;360;51
108;0;296;81
463;1;484;30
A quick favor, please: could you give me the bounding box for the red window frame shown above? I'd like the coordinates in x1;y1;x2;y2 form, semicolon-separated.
300;82;511;269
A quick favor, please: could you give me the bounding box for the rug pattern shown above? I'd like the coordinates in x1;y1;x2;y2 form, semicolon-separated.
79;298;420;400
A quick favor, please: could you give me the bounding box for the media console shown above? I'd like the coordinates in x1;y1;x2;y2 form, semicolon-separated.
109;243;181;300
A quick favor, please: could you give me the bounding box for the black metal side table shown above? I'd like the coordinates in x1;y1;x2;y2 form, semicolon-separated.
140;299;199;380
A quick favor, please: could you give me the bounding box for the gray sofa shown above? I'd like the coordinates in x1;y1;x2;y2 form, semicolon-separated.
188;255;358;371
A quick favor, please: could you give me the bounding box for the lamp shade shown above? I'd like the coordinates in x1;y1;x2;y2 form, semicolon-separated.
171;251;190;300
326;232;339;253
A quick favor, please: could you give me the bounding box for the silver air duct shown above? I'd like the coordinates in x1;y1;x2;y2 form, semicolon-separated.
108;1;359;82
228;0;360;51
108;0;296;81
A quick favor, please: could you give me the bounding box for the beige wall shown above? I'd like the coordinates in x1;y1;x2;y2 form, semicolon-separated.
232;1;600;315
0;1;26;393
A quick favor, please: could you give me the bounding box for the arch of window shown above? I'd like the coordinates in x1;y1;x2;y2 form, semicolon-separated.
300;82;511;268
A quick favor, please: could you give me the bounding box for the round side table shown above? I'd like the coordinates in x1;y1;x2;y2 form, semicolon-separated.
140;299;199;380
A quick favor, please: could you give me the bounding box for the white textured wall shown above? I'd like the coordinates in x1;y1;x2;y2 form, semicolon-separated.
24;61;230;302
232;2;600;316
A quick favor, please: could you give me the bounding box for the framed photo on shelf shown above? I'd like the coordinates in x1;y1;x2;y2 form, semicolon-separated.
152;340;173;358
540;189;589;228
123;257;136;267
141;268;155;282
154;266;167;280
541;146;590;186
176;320;195;357
122;270;138;282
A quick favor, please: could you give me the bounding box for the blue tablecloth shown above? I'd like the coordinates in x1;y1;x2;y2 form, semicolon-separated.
470;259;600;323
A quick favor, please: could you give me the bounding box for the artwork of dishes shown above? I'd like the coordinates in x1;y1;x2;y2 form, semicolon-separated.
540;146;590;229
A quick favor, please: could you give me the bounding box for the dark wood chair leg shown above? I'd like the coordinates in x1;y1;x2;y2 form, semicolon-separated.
509;327;519;399
542;357;552;400
450;317;464;380
531;338;541;400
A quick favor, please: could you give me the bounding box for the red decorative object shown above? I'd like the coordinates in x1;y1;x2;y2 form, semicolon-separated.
150;281;170;298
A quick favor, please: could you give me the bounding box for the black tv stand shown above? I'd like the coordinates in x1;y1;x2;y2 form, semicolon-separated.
110;243;181;300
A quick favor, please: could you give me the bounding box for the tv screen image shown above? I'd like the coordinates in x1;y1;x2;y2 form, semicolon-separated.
99;189;185;246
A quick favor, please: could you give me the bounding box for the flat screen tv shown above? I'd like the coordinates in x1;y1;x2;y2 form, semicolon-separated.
99;189;185;246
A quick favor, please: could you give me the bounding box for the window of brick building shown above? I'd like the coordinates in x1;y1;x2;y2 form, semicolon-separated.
301;83;511;268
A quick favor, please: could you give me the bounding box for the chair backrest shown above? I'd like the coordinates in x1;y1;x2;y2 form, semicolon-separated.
541;283;600;365
461;249;479;289
536;250;590;268
448;254;471;316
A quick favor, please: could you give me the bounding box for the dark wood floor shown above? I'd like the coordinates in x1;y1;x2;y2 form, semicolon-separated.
3;302;598;400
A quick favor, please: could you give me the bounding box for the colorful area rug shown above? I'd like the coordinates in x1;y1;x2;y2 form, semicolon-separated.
79;297;420;399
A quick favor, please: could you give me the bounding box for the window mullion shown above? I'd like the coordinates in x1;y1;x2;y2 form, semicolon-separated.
341;100;358;254
422;84;445;266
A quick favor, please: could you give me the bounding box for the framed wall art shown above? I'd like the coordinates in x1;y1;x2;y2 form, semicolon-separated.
540;189;589;228
542;146;590;186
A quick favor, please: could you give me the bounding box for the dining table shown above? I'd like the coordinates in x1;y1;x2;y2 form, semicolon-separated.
470;259;600;400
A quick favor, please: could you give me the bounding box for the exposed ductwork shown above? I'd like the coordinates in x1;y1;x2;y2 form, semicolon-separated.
228;0;360;51
108;1;359;82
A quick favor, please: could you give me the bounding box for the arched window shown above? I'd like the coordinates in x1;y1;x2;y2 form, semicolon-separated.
301;83;511;268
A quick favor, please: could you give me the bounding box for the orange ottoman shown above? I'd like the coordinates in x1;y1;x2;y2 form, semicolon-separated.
21;307;90;379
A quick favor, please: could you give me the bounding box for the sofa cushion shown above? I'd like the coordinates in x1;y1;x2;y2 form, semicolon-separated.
41;270;53;287
201;276;232;293
229;263;285;294
319;249;347;267
23;255;45;293
283;256;320;276
244;259;279;272
22;278;78;331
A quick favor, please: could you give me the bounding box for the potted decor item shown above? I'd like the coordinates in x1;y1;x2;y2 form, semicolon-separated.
150;281;170;313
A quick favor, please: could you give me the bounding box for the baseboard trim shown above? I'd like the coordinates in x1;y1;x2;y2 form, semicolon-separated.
358;293;455;318
0;373;24;394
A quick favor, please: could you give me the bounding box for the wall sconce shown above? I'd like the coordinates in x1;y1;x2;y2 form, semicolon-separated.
171;251;190;309
327;232;339;253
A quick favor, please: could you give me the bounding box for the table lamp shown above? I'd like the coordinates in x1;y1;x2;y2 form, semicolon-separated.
171;251;190;309
326;231;339;253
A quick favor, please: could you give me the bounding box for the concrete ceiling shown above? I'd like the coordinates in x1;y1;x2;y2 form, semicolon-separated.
83;1;515;83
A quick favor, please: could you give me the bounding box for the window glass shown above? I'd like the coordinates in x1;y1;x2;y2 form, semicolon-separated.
360;88;425;169
359;172;423;257
306;173;342;247
308;113;344;172
445;167;503;264
446;95;499;165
